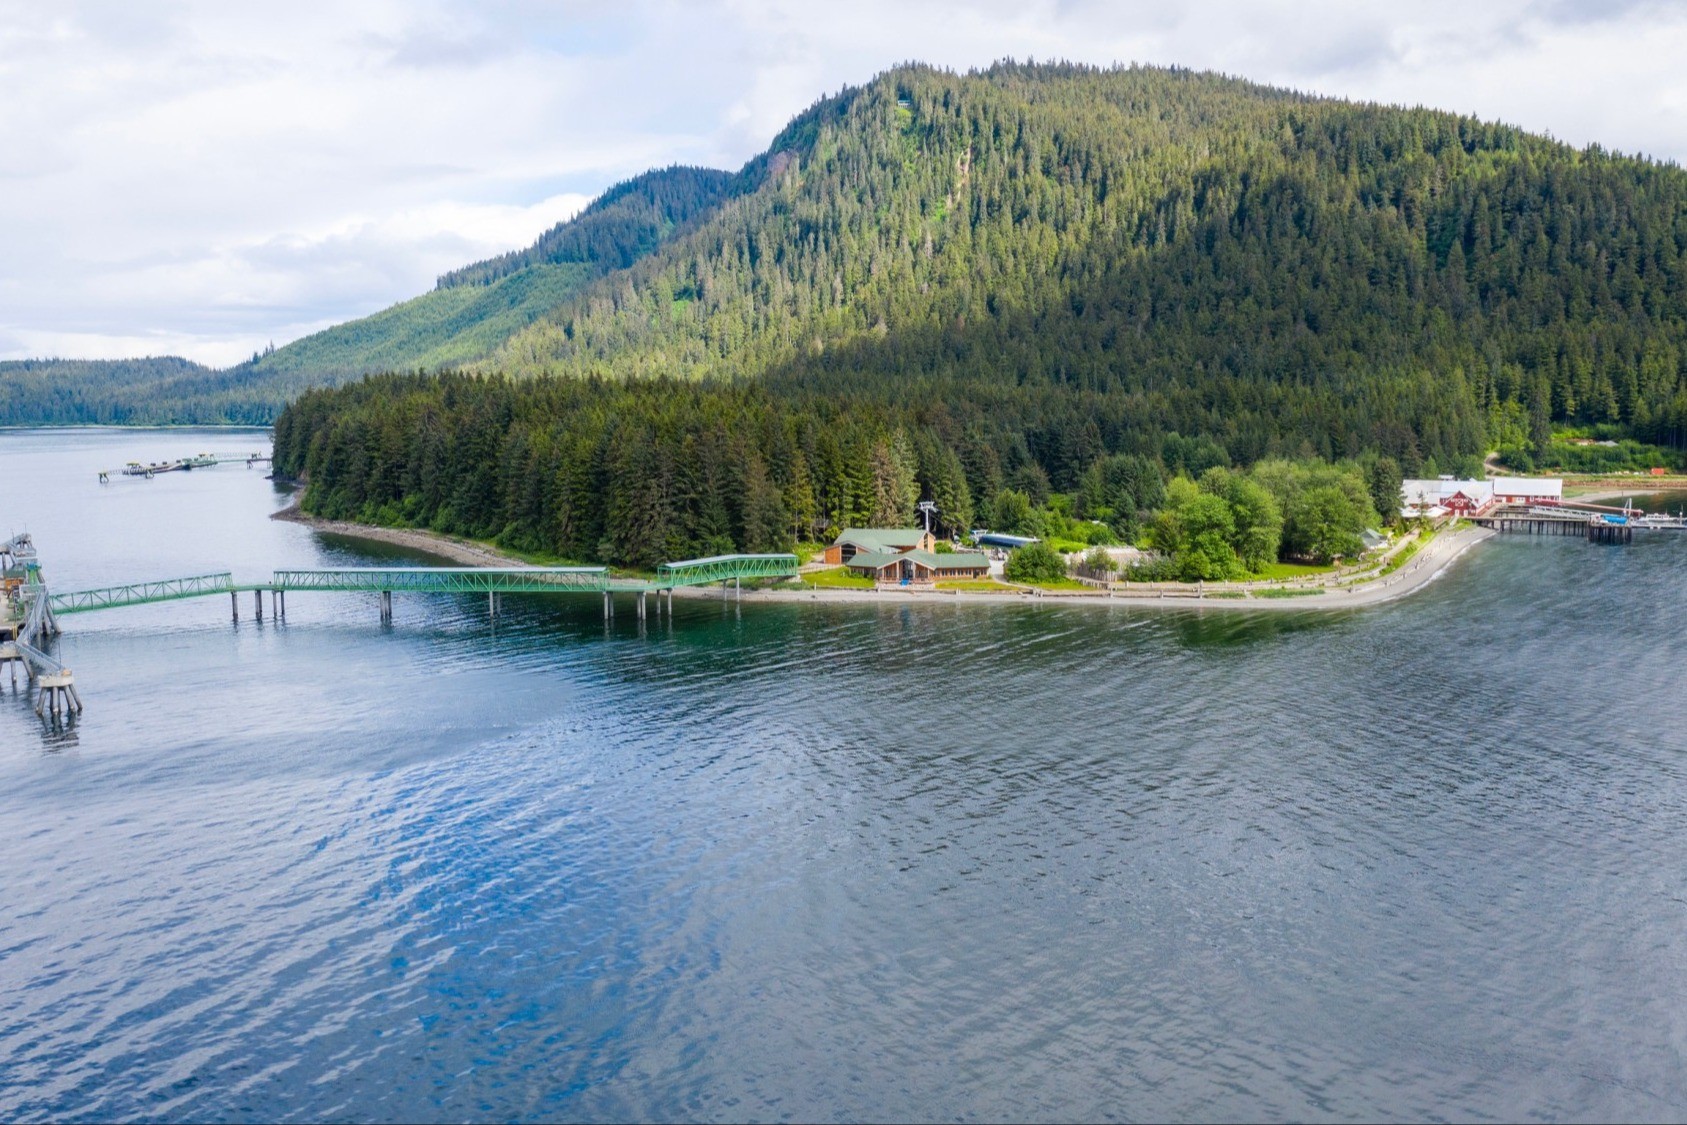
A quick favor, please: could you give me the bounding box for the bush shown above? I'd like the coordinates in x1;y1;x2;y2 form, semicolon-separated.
1004;541;1068;584
1126;556;1180;581
1082;546;1118;575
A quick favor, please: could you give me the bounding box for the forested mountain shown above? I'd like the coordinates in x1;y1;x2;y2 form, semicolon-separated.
235;165;741;385
490;63;1687;463
0;357;277;425
275;61;1687;567
1;166;739;423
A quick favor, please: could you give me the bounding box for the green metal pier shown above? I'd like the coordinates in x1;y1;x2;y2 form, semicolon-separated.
7;541;799;714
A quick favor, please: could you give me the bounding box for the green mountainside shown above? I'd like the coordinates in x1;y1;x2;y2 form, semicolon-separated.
492;63;1687;461
236;165;738;385
274;62;1687;567
0;166;737;424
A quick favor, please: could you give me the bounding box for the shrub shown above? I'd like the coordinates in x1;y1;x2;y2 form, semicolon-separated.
1004;541;1068;584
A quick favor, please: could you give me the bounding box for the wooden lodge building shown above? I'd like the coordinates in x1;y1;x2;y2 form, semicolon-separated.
824;528;991;587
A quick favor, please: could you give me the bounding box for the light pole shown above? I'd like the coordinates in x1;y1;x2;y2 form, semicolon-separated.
917;500;937;535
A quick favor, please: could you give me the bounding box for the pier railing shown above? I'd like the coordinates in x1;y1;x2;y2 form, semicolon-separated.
49;572;237;614
656;554;800;587
270;566;613;594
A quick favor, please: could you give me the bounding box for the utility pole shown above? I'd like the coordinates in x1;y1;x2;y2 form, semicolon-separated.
918;499;937;535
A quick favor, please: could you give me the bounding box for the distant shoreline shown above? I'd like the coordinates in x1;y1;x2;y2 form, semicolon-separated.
274;498;1497;613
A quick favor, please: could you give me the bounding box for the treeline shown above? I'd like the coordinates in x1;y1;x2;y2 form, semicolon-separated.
0;357;281;426
273;370;1400;571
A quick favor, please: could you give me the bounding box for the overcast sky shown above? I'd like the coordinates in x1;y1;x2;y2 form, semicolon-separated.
4;0;1687;367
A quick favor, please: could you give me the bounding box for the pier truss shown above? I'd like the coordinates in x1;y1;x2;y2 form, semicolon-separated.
49;572;237;615
657;554;800;587
270;566;612;594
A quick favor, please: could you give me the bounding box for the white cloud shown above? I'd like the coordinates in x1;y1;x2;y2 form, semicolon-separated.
3;0;1687;366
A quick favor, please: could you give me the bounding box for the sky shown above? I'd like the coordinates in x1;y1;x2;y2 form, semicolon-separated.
4;0;1687;367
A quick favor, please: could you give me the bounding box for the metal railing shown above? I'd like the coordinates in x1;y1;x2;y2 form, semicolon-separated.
50;572;237;614
269;566;612;594
656;554;799;587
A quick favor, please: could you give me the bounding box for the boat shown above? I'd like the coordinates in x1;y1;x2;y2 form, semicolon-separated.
971;530;1041;549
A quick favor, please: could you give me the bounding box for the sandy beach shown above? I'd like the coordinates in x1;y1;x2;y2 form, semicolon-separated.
275;497;1496;613
273;500;530;567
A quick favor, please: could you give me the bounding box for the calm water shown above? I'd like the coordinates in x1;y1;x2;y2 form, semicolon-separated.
3;428;1687;1123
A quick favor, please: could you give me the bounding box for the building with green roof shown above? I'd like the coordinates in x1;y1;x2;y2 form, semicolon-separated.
844;548;990;586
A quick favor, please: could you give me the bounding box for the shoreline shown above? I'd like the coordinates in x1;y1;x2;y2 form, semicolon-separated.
740;523;1494;612
272;499;530;568
275;499;1497;613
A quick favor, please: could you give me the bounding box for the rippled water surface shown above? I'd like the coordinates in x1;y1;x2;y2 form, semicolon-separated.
4;428;1687;1123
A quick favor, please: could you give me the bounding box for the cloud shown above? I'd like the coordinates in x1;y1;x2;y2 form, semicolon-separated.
4;0;1687;366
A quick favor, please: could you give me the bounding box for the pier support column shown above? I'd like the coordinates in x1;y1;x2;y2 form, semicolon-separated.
254;590;263;621
603;591;611;620
231;591;238;622
280;591;286;618
488;591;498;619
638;591;646;620
380;590;392;623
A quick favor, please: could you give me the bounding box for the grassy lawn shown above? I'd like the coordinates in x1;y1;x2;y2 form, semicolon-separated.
1018;577;1094;591
1378;531;1428;576
935;578;1010;592
801;568;875;589
1254;587;1327;598
1247;560;1335;581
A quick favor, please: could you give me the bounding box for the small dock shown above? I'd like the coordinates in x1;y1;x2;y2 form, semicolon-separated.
1470;505;1676;544
100;452;271;482
1481;512;1588;537
1587;515;1634;545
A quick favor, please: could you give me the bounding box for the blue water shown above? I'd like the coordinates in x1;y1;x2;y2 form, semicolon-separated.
3;428;1687;1122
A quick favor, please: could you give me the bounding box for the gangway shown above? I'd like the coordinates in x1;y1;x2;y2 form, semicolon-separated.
656;554;799;587
49;573;236;615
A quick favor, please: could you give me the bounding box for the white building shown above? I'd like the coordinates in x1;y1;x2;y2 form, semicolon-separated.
1490;477;1564;505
